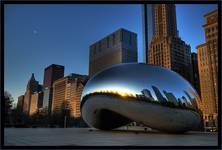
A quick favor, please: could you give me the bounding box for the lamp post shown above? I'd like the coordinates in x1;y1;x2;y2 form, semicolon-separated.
64;102;69;128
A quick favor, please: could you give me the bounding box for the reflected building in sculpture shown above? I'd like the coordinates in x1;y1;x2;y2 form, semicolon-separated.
89;28;138;77
141;89;155;101
81;63;202;133
151;85;167;103
163;90;178;105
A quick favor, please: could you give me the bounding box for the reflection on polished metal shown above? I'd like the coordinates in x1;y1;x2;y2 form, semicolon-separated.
81;63;202;133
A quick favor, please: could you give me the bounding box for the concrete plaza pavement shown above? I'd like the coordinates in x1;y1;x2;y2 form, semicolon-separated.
4;128;218;146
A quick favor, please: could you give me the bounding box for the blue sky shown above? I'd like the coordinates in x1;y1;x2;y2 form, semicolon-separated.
4;4;217;103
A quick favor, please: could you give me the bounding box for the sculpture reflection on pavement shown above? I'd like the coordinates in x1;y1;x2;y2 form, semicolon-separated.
80;63;202;133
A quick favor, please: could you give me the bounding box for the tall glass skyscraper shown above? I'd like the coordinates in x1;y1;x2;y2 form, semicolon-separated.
142;4;154;63
42;64;64;114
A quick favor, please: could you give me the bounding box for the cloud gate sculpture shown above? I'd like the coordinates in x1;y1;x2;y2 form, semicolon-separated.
80;63;202;133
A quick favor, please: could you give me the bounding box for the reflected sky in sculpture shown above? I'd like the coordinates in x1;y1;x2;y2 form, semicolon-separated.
82;63;200;109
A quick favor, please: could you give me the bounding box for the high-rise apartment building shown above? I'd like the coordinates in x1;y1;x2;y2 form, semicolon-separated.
17;95;24;113
23;73;41;115
147;4;192;83
69;77;87;118
42;64;64;114
197;43;208;110
197;10;218;128
191;52;200;95
51;73;88;118
89;28;138;77
29;91;43;115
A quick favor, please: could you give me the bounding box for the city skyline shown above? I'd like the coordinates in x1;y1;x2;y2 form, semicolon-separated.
4;4;217;103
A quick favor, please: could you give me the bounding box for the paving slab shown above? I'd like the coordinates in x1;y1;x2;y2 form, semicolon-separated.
4;128;218;146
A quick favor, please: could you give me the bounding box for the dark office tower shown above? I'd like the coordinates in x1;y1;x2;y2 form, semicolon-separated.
43;64;64;88
191;53;200;95
89;28;138;77
142;4;154;63
147;4;192;83
17;95;24;113
42;64;64;114
23;73;40;115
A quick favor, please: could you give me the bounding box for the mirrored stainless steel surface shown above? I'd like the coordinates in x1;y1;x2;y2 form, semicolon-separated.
81;63;202;133
82;63;200;110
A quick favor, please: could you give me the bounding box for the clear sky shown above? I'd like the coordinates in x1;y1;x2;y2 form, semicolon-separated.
4;4;217;103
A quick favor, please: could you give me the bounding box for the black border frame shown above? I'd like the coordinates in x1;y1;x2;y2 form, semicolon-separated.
1;0;221;149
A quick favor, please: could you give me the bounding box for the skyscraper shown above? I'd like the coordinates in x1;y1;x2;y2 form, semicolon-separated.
42;87;50;109
147;4;192;83
29;91;43;115
142;4;154;63
42;64;64;114
89;28;138;77
23;73;41;115
191;52;200;95
69;75;88;118
51;73;88;117
43;64;64;88
152;4;178;37
197;10;218;128
17;95;24;113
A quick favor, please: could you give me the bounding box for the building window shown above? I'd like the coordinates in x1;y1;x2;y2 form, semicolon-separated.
107;37;109;48
113;34;115;45
99;42;101;52
208;28;211;33
121;31;123;41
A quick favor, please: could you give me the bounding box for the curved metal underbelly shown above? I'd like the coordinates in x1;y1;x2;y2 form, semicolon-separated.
81;95;202;133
